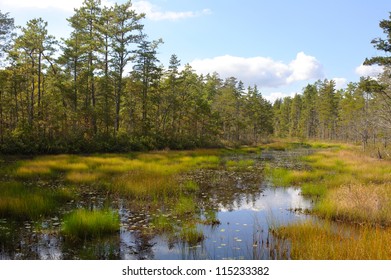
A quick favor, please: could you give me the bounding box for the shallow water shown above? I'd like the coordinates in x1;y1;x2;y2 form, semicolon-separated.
148;186;311;260
0;149;314;260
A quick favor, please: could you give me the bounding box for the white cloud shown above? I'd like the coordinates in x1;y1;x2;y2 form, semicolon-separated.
190;52;324;88
132;1;211;21
286;52;323;83
355;64;383;78
333;77;348;90
265;92;297;102
0;0;209;20
0;0;113;12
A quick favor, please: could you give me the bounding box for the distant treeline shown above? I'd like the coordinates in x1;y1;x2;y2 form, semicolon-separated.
0;1;390;154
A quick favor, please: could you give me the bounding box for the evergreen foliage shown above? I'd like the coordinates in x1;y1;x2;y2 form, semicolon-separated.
1;3;391;153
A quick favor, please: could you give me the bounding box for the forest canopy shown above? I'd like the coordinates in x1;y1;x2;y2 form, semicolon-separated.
0;1;390;154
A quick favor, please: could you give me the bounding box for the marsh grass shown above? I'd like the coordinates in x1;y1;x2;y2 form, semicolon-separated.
316;184;391;226
276;221;391;259
112;171;177;198
225;159;255;171
11;150;220;199
222;146;261;155
267;147;391;226
179;223;204;245
62;209;120;240
181;180;199;192
300;183;327;198
173;196;197;217
0;181;73;220
151;214;174;232
202;209;220;226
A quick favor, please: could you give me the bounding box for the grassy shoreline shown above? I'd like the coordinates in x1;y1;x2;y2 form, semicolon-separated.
265;141;391;259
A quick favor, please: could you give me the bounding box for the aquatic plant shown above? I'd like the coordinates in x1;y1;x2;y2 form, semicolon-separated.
226;159;255;170
0;181;73;220
151;214;174;233
62;209;120;240
173;196;197;217
181;180;199;192
202;209;220;226
276;221;391;259
179;224;204;245
267;147;391;226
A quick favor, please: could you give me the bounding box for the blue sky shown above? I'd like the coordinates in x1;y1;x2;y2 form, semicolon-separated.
1;0;390;100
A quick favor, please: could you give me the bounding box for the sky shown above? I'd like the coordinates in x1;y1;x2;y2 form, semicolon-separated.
1;0;390;101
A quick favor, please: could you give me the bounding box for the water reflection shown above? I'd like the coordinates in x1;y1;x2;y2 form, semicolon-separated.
148;185;311;260
0;150;314;260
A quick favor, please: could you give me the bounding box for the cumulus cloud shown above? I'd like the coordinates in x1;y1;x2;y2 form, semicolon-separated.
190;52;324;88
0;0;210;20
0;0;113;11
286;52;323;83
132;1;211;21
355;64;383;78
333;77;348;90
266;92;297;102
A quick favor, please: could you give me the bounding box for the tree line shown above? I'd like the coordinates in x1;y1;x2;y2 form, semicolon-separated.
273;13;391;154
273;76;390;151
0;1;390;154
0;0;273;153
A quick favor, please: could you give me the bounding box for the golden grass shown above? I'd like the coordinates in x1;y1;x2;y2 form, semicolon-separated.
317;184;391;226
268;146;391;226
12;150;220;193
112;171;177;198
276;221;391;259
16;165;52;177
66;171;104;183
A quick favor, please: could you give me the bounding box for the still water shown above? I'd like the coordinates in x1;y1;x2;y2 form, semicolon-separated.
0;150;313;260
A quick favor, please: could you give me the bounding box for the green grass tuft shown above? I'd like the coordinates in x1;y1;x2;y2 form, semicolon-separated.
179;224;204;245
173;196;197;217
0;181;73;220
62;209;120;240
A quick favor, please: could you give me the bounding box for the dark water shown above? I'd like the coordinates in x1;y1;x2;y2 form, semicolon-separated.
0;150;313;260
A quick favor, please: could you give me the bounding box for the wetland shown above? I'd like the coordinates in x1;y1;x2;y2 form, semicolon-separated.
1;142;391;260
